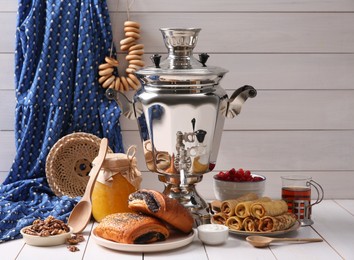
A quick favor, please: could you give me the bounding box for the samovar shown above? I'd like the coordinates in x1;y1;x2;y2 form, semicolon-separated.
106;28;256;224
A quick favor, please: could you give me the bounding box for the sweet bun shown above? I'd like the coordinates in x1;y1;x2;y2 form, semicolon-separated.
94;212;169;244
128;189;194;233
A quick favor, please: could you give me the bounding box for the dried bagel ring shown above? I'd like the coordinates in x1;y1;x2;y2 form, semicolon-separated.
108;80;115;89
99;75;112;85
126;76;138;90
121;42;136;51
99;67;114;76
124;26;140;33
120;37;135;46
126;68;136;74
105;57;119;67
98;20;143;93
129;49;144;55
128;64;141;70
129;60;145;67
120;76;130;91
99;74;112;84
125;31;140;39
102;75;115;88
126;54;142;61
99;63;114;70
119;82;125;92
128;73;140;86
124;21;140;28
129;44;144;51
114;77;121;91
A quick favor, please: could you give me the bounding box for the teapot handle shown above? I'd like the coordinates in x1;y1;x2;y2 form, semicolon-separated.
223;85;257;119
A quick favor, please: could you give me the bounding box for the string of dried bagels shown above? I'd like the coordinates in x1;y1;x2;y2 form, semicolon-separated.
98;1;144;92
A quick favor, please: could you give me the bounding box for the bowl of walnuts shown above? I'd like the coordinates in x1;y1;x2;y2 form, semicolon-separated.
213;168;266;201
20;216;73;247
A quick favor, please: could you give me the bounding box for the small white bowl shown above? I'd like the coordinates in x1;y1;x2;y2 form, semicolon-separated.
20;226;73;247
213;174;266;201
197;224;228;245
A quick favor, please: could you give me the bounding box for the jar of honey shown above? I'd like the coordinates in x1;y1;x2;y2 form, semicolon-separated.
92;146;142;222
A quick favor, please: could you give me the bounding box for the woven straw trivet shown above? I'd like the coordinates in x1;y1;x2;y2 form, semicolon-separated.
46;132;112;198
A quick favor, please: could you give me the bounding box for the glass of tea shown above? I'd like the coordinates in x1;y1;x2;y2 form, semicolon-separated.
281;175;324;226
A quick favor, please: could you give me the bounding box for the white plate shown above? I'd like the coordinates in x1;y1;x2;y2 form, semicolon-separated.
92;229;195;252
228;220;301;236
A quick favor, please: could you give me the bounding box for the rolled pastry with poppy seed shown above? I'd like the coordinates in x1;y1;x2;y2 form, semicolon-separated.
128;189;194;233
94;212;169;244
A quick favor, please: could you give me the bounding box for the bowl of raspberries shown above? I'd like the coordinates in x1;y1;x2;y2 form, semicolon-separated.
213;168;266;201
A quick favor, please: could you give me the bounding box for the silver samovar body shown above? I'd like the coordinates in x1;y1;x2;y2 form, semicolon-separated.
106;28;256;224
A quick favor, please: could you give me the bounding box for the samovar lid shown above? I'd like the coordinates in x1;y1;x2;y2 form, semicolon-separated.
135;28;228;87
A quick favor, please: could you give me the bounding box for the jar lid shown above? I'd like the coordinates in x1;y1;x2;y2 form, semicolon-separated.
135;28;228;88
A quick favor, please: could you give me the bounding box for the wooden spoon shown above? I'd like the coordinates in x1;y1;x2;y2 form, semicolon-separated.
67;138;108;233
246;235;323;248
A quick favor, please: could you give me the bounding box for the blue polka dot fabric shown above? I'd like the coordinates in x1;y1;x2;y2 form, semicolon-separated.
0;0;123;243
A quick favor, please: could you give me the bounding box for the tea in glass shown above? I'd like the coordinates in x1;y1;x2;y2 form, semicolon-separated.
281;175;323;226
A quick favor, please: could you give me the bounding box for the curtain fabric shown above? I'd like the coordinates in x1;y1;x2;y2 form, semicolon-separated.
0;0;123;243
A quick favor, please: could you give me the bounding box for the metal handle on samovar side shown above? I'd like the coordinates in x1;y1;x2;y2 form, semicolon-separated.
106;88;143;119
223;85;257;119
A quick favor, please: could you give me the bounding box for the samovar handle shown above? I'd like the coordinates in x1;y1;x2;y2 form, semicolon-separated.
222;85;257;119
105;88;142;119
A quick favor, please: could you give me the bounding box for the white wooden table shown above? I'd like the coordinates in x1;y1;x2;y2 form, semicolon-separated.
2;200;353;260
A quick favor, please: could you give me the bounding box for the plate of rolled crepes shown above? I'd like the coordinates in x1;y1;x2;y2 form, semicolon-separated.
92;189;195;252
211;193;300;236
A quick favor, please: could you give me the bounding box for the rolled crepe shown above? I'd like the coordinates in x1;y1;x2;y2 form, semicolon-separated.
258;212;297;232
221;193;258;217
235;197;271;218
211;212;228;225
210;200;222;213
250;200;288;219
226;216;243;231
242;217;260;232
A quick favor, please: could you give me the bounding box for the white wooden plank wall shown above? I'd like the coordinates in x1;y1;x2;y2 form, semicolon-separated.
0;0;353;199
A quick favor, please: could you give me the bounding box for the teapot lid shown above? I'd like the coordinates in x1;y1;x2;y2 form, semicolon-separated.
135;28;228;87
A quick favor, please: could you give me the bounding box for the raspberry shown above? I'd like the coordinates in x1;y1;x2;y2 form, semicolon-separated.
229;168;237;176
215;168;264;182
252;176;264;182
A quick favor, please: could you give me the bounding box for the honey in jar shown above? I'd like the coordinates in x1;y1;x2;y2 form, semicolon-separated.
91;148;142;222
